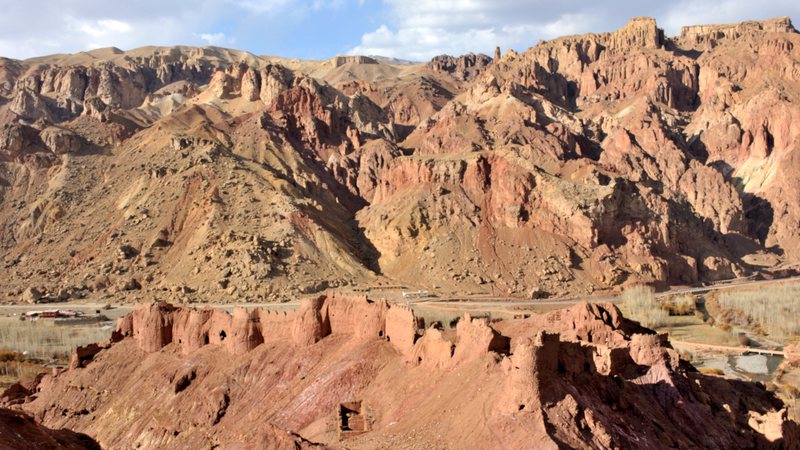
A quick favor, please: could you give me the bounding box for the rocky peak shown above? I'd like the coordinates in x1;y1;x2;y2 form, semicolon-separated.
488;17;690;110
427;53;493;81
680;16;797;46
604;16;664;51
1;15;800;302
330;55;379;68
532;16;664;57
0;47;263;124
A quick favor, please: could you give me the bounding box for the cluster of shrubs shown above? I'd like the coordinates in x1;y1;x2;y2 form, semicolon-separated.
623;282;800;340
716;284;800;338
622;286;699;329
0;350;47;386
0;317;110;360
622;285;668;328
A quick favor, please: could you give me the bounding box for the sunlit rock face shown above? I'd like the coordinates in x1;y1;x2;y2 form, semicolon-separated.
0;17;798;304
2;294;796;448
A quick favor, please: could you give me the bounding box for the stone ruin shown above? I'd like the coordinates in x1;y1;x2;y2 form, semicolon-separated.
6;290;797;448
338;401;368;439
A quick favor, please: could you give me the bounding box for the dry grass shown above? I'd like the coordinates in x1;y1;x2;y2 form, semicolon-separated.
664;295;696;316
699;367;725;376
622;285;668;328
0;351;47;384
0;318;111;361
717;284;800;338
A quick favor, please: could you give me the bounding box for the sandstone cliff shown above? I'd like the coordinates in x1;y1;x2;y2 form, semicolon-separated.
1;16;799;302
3;293;797;448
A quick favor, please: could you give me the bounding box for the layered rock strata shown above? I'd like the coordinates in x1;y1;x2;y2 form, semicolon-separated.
3;292;797;449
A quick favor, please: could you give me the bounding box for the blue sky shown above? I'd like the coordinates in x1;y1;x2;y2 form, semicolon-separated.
0;0;798;61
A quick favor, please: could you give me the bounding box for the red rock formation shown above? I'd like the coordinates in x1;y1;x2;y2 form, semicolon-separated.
4;293;797;449
384;304;417;356
409;326;453;368
68;343;103;370
228;307;264;354
291;295;326;346
112;292;421;356
451;313;510;364
2;16;800;303
132;302;176;352
427;53;493;81
680;16;796;47
170;308;213;353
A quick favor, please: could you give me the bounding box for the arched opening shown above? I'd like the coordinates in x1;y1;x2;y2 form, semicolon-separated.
219;330;227;341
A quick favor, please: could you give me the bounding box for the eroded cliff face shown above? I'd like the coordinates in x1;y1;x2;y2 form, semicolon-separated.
4;293;797;449
1;16;799;302
679;16;796;48
678;19;800;258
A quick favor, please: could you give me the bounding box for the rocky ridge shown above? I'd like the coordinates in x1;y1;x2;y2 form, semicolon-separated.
1;17;800;302
2;292;797;448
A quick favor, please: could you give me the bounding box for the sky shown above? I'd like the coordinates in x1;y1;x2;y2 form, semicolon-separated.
0;0;797;61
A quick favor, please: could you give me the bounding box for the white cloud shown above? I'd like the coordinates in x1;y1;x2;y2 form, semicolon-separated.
77;19;133;37
0;0;365;59
0;2;215;58
199;32;229;46
660;0;800;35
351;25;502;60
349;0;800;60
348;0;609;59
235;0;294;14
312;0;347;10
0;0;797;61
